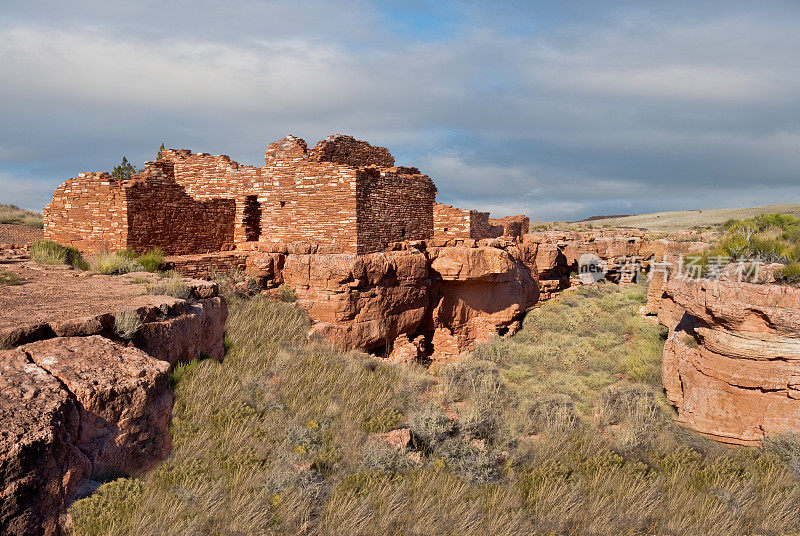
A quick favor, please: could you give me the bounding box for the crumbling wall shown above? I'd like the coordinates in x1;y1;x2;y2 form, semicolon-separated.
124;162;236;255
356;167;436;254
160;149;259;200
310;134;395;168
433;203;499;240
44;172;129;252
490;215;530;240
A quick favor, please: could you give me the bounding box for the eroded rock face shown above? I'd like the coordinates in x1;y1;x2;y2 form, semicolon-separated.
266;244;539;360
0;348;86;536
282;250;431;351
1;336;173;535
426;246;538;360
22;337;173;477
660;278;800;445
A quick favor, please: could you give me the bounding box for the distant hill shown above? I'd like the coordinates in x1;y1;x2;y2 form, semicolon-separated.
0;204;43;228
579;203;800;233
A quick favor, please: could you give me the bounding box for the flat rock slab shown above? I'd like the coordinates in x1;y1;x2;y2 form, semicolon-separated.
0;336;173;535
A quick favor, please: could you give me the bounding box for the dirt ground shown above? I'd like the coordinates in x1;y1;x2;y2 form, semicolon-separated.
0;252;173;331
0;223;43;245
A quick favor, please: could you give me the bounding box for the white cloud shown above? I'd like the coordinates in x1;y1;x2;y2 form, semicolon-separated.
1;4;800;219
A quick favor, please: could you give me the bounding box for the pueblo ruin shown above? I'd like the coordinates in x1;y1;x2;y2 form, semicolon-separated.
4;133;800;534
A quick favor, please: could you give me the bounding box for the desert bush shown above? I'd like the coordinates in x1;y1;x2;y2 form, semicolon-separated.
775;263;800;285
211;268;261;298
88;250;143;275
409;406;457;449
596;383;665;449
0;270;21;285
114;308;142;339
135;248;165;272
276;283;297;302
526;393;580;434
30;239;87;270
360;441;409;473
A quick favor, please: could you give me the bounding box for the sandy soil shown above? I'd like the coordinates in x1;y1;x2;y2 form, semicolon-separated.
0;223;43;246
0;252;172;331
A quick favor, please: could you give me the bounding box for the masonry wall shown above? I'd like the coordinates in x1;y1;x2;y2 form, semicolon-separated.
356;167;436;254
44;173;129;252
309;135;395;168
124;162;236;255
258;161;360;252
160;149;259;200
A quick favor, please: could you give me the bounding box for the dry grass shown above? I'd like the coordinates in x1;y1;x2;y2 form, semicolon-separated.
29;239;87;270
0;203;43;228
575;203;800;232
0;270;21;285
69;285;800;536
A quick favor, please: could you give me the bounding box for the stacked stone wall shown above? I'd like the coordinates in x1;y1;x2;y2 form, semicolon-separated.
43;172;129;252
125;162;236;255
356;167;437;254
309;134;395;167
433;203;500;240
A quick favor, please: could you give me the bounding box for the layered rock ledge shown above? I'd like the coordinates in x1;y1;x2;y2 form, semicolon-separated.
658;278;800;445
0;258;228;535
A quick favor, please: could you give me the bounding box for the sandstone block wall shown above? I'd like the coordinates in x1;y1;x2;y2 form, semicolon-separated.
161;135;436;254
44;162;236;255
44;172;129;252
125;162;235;254
356;167;436;254
309;134;395;168
433;203;504;240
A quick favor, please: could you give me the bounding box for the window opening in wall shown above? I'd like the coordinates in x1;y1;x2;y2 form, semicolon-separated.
443;228;449;232
400;227;406;237
280;201;286;207
243;195;261;242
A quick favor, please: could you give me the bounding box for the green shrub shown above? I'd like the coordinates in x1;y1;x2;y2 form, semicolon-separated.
276;283;297;302
136;248;165;272
88;250;143;275
29;239;87;270
0;270;21;285
114;308;142;339
775;263;800;285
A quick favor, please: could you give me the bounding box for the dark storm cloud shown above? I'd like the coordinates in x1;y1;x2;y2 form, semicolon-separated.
1;1;799;220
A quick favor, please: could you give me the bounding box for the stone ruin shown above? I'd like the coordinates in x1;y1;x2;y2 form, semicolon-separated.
44;134;527;256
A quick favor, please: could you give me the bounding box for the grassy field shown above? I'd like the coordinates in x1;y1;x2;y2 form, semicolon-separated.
569;203;800;233
0;203;43;228
69;285;800;536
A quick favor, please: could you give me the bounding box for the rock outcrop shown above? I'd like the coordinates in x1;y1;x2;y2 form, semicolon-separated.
1;337;172;536
659;278;800;445
425;245;538;360
247;241;538;361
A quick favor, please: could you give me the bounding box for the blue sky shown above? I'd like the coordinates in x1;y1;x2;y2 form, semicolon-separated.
2;1;800;220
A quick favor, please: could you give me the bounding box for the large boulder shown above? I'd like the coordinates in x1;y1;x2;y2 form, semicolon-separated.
0;348;87;536
659;278;800;445
283;250;430;350
0;337;173;535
